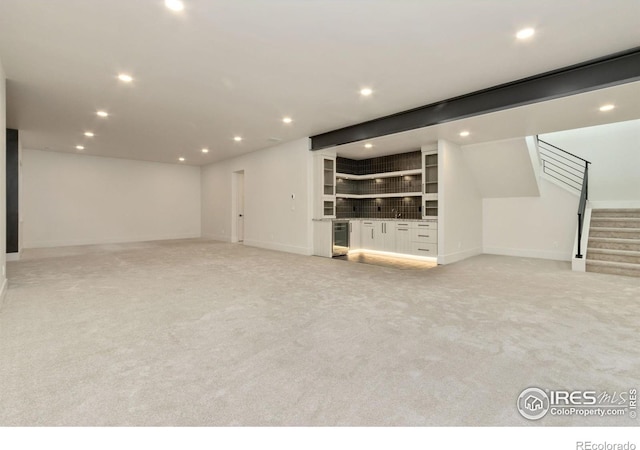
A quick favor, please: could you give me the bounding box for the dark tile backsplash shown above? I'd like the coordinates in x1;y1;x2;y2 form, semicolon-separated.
337;150;421;175
335;150;424;219
337;197;422;219
336;175;421;195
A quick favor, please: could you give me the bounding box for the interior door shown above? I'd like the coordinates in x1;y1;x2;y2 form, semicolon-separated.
236;171;244;242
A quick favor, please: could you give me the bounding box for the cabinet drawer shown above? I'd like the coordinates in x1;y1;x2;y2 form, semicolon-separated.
414;221;437;230
411;228;437;243
411;242;437;256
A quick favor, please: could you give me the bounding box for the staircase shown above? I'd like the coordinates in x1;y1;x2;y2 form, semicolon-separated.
586;209;640;277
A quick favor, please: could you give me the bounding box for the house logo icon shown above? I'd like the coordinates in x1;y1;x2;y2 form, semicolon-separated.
517;387;550;420
525;395;544;411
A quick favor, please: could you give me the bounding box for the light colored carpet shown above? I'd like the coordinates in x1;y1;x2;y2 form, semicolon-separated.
1;239;638;426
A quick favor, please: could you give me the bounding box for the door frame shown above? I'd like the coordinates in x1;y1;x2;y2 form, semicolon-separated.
231;170;245;243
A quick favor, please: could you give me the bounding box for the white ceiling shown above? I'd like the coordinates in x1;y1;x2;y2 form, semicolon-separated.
1;0;639;165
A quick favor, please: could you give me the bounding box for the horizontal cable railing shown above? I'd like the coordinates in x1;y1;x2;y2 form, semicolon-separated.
536;137;591;258
537;138;590;193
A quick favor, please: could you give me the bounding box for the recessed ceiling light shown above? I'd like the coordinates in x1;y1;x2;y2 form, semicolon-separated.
459;131;470;137
282;117;293;124
84;132;94;137
76;145;85;150
360;88;373;96
118;73;133;83
234;136;243;142
97;110;108;118
516;28;535;40
364;143;373;149
165;0;184;12
201;148;209;153
179;157;185;162
599;104;615;112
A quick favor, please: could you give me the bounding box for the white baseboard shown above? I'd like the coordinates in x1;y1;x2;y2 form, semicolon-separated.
438;247;482;265
0;277;7;311
243;239;313;256
589;200;640;209
483;246;571;261
6;252;21;261
201;234;231;242
24;233;201;249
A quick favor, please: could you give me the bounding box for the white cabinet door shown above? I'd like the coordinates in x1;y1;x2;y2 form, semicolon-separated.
395;224;412;254
361;221;375;250
349;220;361;250
314;153;336;219
372;221;395;251
381;221;395;252
372;222;385;251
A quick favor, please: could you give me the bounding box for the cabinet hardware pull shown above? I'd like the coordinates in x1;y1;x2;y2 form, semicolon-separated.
418;248;430;252
418;234;429;238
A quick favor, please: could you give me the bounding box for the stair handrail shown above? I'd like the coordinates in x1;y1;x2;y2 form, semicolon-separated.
536;137;591;259
537;138;591;164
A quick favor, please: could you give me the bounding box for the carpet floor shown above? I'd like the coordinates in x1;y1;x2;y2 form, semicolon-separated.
1;239;638;426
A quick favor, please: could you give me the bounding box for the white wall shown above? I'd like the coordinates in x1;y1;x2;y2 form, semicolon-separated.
439;139;483;264
483;177;579;261
22;149;201;248
461;137;540;198
540;119;640;204
201;138;313;255
0;58;7;304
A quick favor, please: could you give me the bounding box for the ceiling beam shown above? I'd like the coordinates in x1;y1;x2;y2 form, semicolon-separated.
310;47;640;150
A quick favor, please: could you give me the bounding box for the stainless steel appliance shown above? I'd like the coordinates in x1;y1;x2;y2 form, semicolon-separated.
332;220;350;257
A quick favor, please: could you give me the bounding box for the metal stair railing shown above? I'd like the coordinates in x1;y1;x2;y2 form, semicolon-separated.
536;137;591;258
